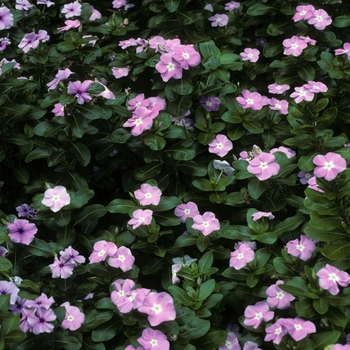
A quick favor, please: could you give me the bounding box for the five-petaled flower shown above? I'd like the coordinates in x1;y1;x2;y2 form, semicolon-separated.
266;280;295;310
313;152;346;181
42;186;71;212
240;48;260;63
134;183;162;206
192;211;220;236
286;235;317;261
230;242;255;270
208;14;229;27
244;301;274;329
7;218;38;245
247;152;280;181
128;209;153;229
208;134;233;157
317;264;350;295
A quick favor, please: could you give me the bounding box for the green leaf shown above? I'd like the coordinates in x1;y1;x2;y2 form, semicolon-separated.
321;241;350;260
106;199;136;214
312;331;340;350
55;331;82;350
25;148;52;162
0;295;10;311
179;317;210;341
298;65;315;81
247;179;268;200
91;319;122;342
173;235;198;248
192;331;227;349
27;238;56;257
172;78;194;95
79;310;114;332
263;41;283;58
143;134;166;151
333;15;350;28
247;3;275;15
74;204;107;225
1;314;20;335
313;298;329;314
326;306;347;327
0;258;13;272
199;40;220;59
273;214;305;235
198;251;213;273
197;235;210;252
70;142;91;166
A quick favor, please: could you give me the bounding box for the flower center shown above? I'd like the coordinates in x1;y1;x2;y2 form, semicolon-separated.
294;324;302;331
246;98;254;104
98;250;106;257
67;315;75;322
260;162;268;169
118;254;125;261
184;209;190;214
255;312;262;320
291;43;298;49
167;62;175;71
237;253;244;259
329;273;339;282
150;339;158;346
152;304;162;314
296;244;304;251
277;291;284;299
324;161;334;170
182;53;189;59
135;118;142;125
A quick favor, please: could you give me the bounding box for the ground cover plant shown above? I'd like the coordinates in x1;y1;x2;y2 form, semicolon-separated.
1;0;350;349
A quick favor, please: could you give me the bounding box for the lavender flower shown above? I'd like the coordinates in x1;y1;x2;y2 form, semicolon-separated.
7;218;38;245
16;203;37;219
0;6;14;30
67;80;93;104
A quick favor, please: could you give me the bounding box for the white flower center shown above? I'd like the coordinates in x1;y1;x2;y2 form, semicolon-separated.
324;161;334;170
206;101;212;106
275;104;281;109
67;315;75;322
275;327;282;334
277;291;284;299
237;253;244;259
167;63;175;71
294;324;302;331
182;53;189;59
118;254;125;261
53;195;60;202
98;250;106;257
255;312;262;320
118;290;124;296
291;43;298;49
135;118;142;125
217;142;223;149
296;244;304;251
203;221;209;227
260;162;268;169
248;53;253;58
184;209;190;214
152;304;162;314
138;217;145;223
329;273;339;282
145;193;152;198
316;15;323;22
150;339;158;346
246;98;254;104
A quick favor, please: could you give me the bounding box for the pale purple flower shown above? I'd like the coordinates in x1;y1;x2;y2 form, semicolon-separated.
0;247;7;257
247;152;280;181
52;103;65;116
7;218;38;245
290;86;314;103
307;176;324;193
283;36;308;57
89;240;118;263
192;211;220;236
16;203;37;219
303;81;328;93
0;6;13;30
128;209;153;230
218;332;241;350
15;0;33;13
244;342;261;350
42;185;71;212
61;1;81;18
47;68;73;90
174;202;199;223
265;319;288;345
204;3;214;12
111;279;135;313
61;302;85;331
27;307;56;335
335;42;350;60
37;0;55;7
234;241;257;251
124;3;135;11
283;318;316;341
173;45;201;70
10;296;27;314
266;280;295;309
60;246;85;265
313;152;346;181
123;107;154;136
225;1;240;11
49;257;75;279
108;246;135;272
138;328;169;350
112;0;127;9
298;171;313;184
300;36;316;46
119;38;139;50
208;134;233;157
236;90;267;110
96;82;115;99
268;83;290;94
331;345;350;350
252;211;275;221
127;93;149;110
286;235;317;261
26;293;55;310
230;243;255;270
209;14;229;27
0;281;19;304
67;80;93;104
244;301;274;329
292;5;315;22
134;183;162;206
268;98;289;115
213;160;235;175
308;9;332;30
155;53;182;82
200;96;221;112
112;67;130;79
317;264;350;295
240;48;260;63
0;37;11;51
89;6;101;21
57;19;81;32
18;32;40;53
270;146;295;158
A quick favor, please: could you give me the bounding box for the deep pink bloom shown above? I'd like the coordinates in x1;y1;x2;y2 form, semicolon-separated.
252;211;274;221
61;302;85;331
89;240;118;263
108;246;135;272
268;98;289;115
134;184;162;206
317;264;350;295
0;281;19;304
49;257;75;279
265;319;288;345
247;152;280;181
225;1;240;11
244;301;274;329
0;37;11;51
112;0;126;9
128;209;153;229
313;152;346;181
292;5;315;22
123;106;154;136
57;19;80;32
27;307;56;335
0;6;14;30
308;9;332;30
60;246;85;265
192;212;220;236
112;67;130;79
240;48;260;63
266;280;295;309
7;218;37;245
52;103;65;116
283;318;316;341
173;45;201;69
138;328;169;350
286;235;317;261
208;134;233;157
61;1;81;18
270;146;295;158
200;96;221;111
67;80;93;104
155;53;182;82
42;186;70;212
26;293;54;310
303;81;328;93
174;202;199;223
230;243;255;270
138;292;176;326
290;86;314;103
335;42;350;60
208;14;229;27
298;171;313;184
47;68;73;90
268;83;290;94
283;36;307;57
236;90;267;110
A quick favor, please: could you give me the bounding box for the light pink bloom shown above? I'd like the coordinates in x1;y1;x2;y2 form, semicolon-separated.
49;257;75;279
208;14;229;27
244;301;274;329
89;6;101;21
292;5;315;22
300;36;316;45
155;53;183;82
18;32;40;53
234;241;257;251
290;86;314;103
134;183;162;206
252;211;274;221
111;279;135;313
265;319;288;345
112;0;126;9
61;1;81;18
127;93;149;110
16;0;33;13
174;202;199;223
307;176;324;193
96;82;115;100
243;342;261;350
138;292;176;326
283;36;307;57
270;146;295;158
219;332;241;350
192;211;220;236
313;152;346;181
236;90;267;110
61;302;85;331
266;280;295;309
204;3;214;12
247;152;280;181
308;9;332;30
27;308;56;335
331;345;350;350
303;81;328;93
20;308;35;332
200;96;221;111
240;48;260;63
173;45;201;69
47;68;73;90
57;19;80;32
25;293;54;310
283;318;316;341
268;98;289;115
317;264;350;295
335;42;350;60
230;243;255;270
0;6;14;30
286;235;317;261
128;209;153;229
67;80;93;104
52;103;65;116
225;1;240;11
112;67;130;79
138;328;169;350
60;246;85;265
123;106;154;136
88;240;118;263
108;246;135;272
268;83;290;94
298;170;313;184
42;185;70;212
208;134;233;157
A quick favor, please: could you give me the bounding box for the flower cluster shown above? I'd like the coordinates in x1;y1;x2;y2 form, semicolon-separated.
282;35;316;57
290;81;328;103
293;5;332;30
18;30;50;53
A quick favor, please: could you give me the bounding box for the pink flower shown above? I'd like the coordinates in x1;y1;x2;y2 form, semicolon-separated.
252;211;274;221
283;36;307;57
236;90;267;110
298;171;313;184
16;0;33;13
290;86;314;103
308;9;332;30
174;202;199;223
155;53;182;82
283;318;316;341
244;342;261;350
127;93;149;110
270;146;296;158
303;81;328;93
112;67;130;79
0;6;14;30
300;36;316;46
7;218;38;245
37;0;55;7
57;19;80;32
134;183;162;206
313;152;346;181
317;264;350;295
307;176;324;193
89;6;101;21
192;211;220;236
229;243;255;270
52;103;65;116
88;240;118;263
208;14;229;27
335;42;350;60
225;1;240;11
42;185;70;212
123;106;154;136
47;68;73;90
247;152;280;181
240;48;260;63
111;279;135;313
112;0;126;9
208;134;233;157
266;280;295;309
138;292;176;326
268;83;290;94
61;1;81;18
61;302;85;331
265;319;288;345
26;293;54;310
138;328;169;350
286;235;317;261
218;332;240;350
128;209;153;229
204;3;214;12
0;37;11;51
0;281;19;305
60;246;85;265
49;257;75;279
200;96;221;111
268;98;289;115
18;32;40;53
173;45;201;69
331;345;350;350
292;5;315;22
27;308;56;335
67;80;93;104
108;246;135;272
244;301;274;329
